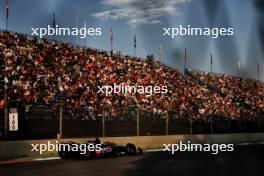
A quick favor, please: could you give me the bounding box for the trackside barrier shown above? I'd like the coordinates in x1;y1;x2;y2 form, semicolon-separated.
0;133;264;159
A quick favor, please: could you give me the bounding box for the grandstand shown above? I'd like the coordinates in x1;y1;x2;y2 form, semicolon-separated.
0;30;264;139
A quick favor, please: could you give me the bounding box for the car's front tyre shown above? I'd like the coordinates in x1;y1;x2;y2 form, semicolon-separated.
126;143;137;155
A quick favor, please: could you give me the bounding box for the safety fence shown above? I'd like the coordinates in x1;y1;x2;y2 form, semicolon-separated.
1;104;264;140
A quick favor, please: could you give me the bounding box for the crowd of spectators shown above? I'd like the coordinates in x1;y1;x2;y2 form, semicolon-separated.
187;69;264;120
0;31;263;121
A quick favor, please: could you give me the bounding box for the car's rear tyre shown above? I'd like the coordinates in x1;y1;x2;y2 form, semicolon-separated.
137;147;143;155
83;151;91;159
59;151;69;159
126;143;137;155
82;151;96;159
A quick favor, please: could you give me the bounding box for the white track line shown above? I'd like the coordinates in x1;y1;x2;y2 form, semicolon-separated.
34;157;60;161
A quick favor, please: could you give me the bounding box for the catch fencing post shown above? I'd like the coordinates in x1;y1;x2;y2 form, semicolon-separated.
210;116;213;134
4;78;8;140
190;116;193;134
102;108;105;137
136;107;139;136
59;104;63;138
166;112;169;135
55;93;66;139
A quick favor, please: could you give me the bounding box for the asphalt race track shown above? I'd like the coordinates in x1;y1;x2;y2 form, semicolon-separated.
0;144;263;176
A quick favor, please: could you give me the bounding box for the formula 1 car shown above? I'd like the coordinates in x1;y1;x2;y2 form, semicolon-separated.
58;140;143;159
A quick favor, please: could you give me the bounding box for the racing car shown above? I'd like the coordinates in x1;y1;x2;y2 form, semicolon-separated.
58;139;143;159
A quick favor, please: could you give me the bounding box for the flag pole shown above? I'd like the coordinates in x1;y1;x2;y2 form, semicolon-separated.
184;48;187;69
134;45;135;58
6;0;9;31
134;33;136;58
238;61;240;77
84;21;87;47
257;64;260;81
6;17;8;32
75;5;79;46
52;12;56;41
159;43;163;62
210;53;213;73
110;28;113;56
